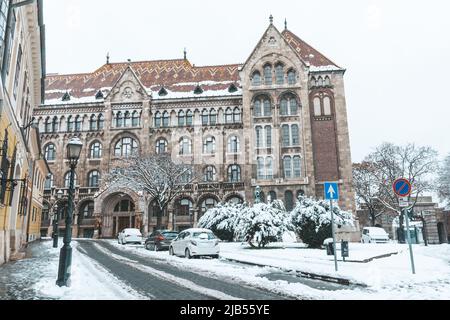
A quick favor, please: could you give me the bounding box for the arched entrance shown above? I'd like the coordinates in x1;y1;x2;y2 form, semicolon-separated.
101;193;138;238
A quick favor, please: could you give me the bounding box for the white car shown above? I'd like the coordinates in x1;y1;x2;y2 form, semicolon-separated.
361;227;390;244
169;228;220;259
118;228;143;245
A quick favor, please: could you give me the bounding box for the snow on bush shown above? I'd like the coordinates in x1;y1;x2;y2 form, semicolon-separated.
198;202;245;241
234;200;290;248
291;196;354;248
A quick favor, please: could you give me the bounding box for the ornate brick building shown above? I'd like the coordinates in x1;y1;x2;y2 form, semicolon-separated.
36;19;357;239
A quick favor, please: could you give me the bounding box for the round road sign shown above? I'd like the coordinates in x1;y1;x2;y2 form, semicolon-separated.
393;178;412;197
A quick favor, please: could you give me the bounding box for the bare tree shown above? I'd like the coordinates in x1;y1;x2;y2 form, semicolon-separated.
353;162;385;226
437;153;450;206
103;153;197;230
365;143;438;239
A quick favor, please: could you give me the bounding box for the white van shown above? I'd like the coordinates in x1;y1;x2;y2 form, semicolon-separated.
361;227;390;244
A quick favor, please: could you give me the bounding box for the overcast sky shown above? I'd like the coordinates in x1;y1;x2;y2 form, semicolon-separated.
43;0;450;162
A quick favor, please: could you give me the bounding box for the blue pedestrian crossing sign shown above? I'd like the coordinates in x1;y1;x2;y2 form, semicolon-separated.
324;182;339;201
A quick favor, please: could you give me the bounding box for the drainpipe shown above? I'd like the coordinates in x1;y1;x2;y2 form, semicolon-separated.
25;158;35;245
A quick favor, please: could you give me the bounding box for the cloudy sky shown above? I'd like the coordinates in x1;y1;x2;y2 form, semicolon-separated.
43;0;450;162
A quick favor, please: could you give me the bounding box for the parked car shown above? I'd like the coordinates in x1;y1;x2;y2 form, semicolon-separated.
118;228;143;245
169;228;220;259
361;227;390;243
145;230;179;251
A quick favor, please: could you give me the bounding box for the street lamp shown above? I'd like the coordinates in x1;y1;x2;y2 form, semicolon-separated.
56;137;83;287
52;189;64;248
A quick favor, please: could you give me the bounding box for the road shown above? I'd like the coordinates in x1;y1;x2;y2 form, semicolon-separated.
77;240;288;300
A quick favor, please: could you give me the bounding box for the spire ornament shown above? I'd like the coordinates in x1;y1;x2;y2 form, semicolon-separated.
269;14;273;24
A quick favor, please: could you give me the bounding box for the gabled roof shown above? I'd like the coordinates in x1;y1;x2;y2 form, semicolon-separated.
281;29;343;71
44;59;242;105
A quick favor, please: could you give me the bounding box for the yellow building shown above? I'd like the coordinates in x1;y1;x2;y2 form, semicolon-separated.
0;0;46;265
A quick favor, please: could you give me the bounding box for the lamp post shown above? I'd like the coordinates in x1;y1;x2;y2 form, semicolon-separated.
52;190;64;248
56;137;83;287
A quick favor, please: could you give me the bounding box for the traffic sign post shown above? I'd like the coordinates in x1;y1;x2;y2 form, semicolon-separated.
393;178;416;275
325;182;339;272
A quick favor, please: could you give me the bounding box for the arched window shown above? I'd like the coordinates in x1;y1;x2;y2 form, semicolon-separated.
80;201;94;218
233;107;241;123
290;98;298;115
264;64;272;85
275;64;284;85
201;198;218;214
64;171;78;188
202;109;209;125
318;77;324;87
98;114;104;130
114;200;135;213
45;117;52;133
90;142;102;159
132;111;140;127
252;71;261;86
225;108;233;124
265;126;272;148
323;96;332;116
44;174;54;190
178;110;185;127
314;97;321;116
156;138;168;154
228;136;240;153
227;196;243;205
210;109;217;125
154;112;161;128
284;156;292;178
186;110;193;126
228;165;241;183
203;136;216;154
124;111;132;127
179;137;192;155
203;166;217;182
297;189;305;199
44;144;56;161
181;169;192;183
176;198;193;216
310;77;317;87
293;156;302;178
281;95;298;116
285;191;294;211
288;69;296;85
324;76;331;86
88;171;100;188
52;117;59;133
254;100;262;117
115;137;138;157
256;126;263;148
292;125;300;145
282;125;290;147
266;157;274;179
257;157;265;180
162;111;170;127
75;115;82;132
67;116;74;132
268;191;277;202
90;115;98;131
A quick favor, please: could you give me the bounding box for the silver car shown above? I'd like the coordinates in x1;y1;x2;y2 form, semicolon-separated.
169;228;220;259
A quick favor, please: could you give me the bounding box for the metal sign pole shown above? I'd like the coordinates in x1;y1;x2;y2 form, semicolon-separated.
404;208;416;274
331;199;338;272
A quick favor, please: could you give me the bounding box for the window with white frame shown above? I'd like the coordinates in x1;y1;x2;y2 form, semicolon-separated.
275;63;284;85
90;142;102;159
203;166;217;182
203;136;216;154
228;135;240;153
64;171;78;188
88;171;100;188
179;137;192;155
156;138;168;154
44;144;56;161
228;164;241;183
115;137;138;157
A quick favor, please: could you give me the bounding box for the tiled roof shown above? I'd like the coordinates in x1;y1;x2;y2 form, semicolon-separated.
44;59;241;104
281;29;342;70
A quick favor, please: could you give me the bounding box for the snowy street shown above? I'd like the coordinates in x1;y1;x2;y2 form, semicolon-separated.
1;239;449;300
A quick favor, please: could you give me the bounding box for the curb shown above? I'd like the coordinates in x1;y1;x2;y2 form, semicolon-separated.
222;257;368;287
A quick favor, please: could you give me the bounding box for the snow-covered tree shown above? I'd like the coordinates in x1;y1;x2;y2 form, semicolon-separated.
437;153;450;206
234;201;289;248
291;196;354;248
103;153;197;229
198;202;245;241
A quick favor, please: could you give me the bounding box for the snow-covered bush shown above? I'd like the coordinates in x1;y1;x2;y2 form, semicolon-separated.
234;201;290;248
290;196;354;248
198;202;244;241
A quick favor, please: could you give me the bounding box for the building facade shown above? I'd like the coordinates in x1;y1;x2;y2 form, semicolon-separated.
0;0;47;265
36;20;357;239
